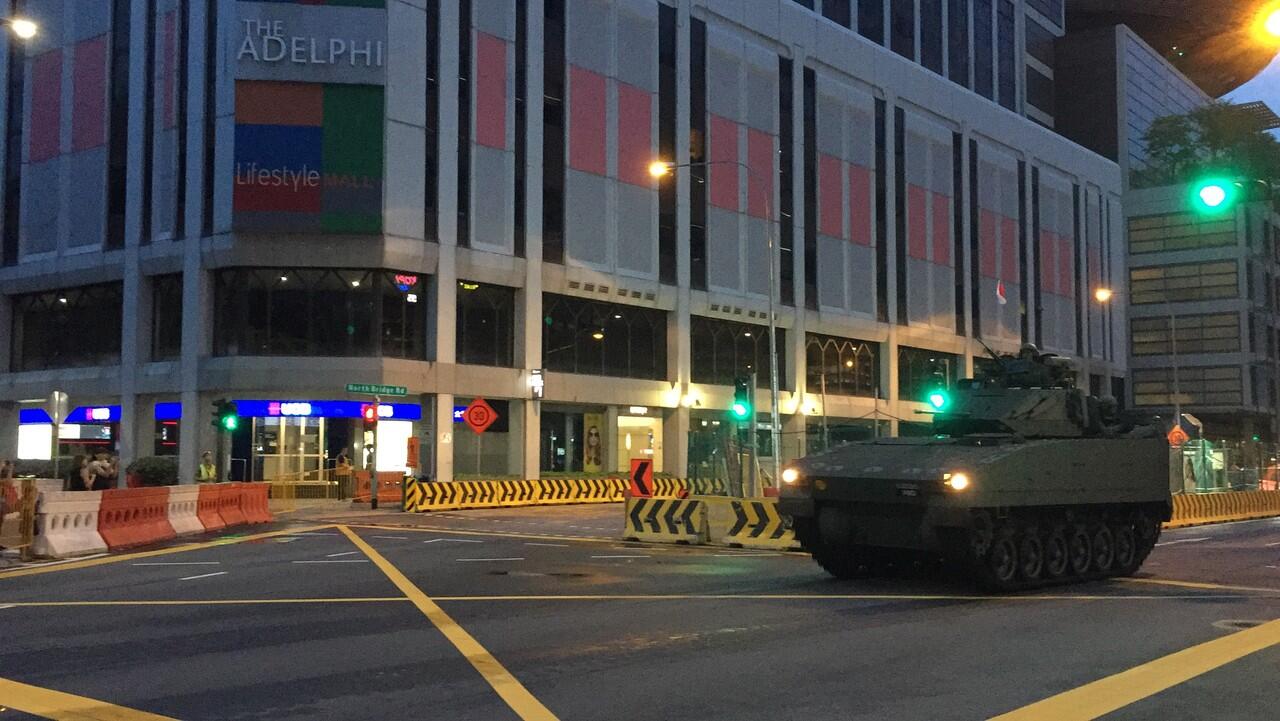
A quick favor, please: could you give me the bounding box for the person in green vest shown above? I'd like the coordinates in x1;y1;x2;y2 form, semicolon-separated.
197;452;218;483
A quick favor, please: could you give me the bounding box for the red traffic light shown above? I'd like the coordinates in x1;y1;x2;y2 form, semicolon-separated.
361;404;377;422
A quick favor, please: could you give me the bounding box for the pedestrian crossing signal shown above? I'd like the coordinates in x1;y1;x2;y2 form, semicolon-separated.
731;376;752;420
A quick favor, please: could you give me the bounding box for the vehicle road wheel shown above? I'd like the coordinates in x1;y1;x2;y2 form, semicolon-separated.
1111;522;1139;576
982;535;1019;590
811;541;873;579
1091;524;1116;575
1067;525;1092;577
1042;528;1070;580
1017;531;1044;581
970;510;996;558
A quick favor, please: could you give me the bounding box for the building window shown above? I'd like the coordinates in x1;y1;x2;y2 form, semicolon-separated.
875;98;889;322
543;0;566;263
948;0;970;88
213;269;426;359
424;0;439;242
968;139;981;337
996;0;1016;111
140;0;156;243
200;0;216;237
823;0;852;27
805;333;880;398
890;0;915;60
691;316;787;389
1018;160;1029;342
803;66;817;310
456;281;516;367
1031;166;1042;344
1026;0;1063;26
512;0;526;256
12;283;124;371
779;56;795;306
1025;17;1055;67
1133;366;1242;407
658;3;677;284
457;0;472;248
455;397;515;478
1131;313;1240;356
1130;261;1239;305
173;1;189;239
689;17;708;290
1128;213;1236;254
1025;66;1054;116
952;132;966;335
107;0;132;249
151;274;183;361
542;294;667;380
859;0;885;45
920;0;944;74
974;0;993;100
897;346;958;403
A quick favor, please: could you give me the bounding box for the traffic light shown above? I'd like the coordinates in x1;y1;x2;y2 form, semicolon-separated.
731;376;752;420
361;404;378;433
925;372;950;411
211;399;238;432
1190;177;1238;214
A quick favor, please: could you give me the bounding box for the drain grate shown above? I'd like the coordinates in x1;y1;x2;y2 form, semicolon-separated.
1213;619;1265;632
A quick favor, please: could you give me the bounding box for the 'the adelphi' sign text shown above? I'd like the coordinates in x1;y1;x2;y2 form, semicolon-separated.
235;1;386;85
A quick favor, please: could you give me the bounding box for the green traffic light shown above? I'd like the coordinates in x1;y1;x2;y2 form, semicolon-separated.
927;391;949;410
220;414;238;432
1191;178;1237;214
730;401;751;419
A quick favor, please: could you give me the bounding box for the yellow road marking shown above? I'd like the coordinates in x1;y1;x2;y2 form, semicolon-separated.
343;522;612;544
988;618;1280;720
423;592;1274;601
338;525;560;721
0;598;409;608
0;525;336;580
0;676;177;720
1121;577;1280;594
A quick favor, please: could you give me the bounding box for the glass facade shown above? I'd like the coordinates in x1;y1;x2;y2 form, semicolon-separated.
11;283;124;371
456;281;516;368
542;294;667;380
805;333;880;398
151;274;183;361
213;268;426;359
690;316;787;389
897;346;959;404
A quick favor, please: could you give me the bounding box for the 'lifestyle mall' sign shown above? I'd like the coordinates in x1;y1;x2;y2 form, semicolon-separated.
234;1;387;85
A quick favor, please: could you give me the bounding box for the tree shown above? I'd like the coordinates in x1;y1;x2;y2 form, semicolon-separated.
1132;101;1280;189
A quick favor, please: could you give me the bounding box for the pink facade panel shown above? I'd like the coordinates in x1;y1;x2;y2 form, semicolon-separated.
1040;230;1056;294
708;114;739;211
568;65;607;175
907;185;928;260
615;82;653;187
818;154;842;236
745;128;773;219
1058;235;1075;298
29;50;62;163
474;32;508;150
72;36;108;152
848;164;872;246
931;192;951;266
1001;217;1019;282
979;210;998;277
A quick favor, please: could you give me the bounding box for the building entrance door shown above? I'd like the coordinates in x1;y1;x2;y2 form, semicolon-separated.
252;416;326;481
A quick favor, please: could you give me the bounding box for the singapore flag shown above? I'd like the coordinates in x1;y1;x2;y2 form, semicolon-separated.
996;280;1008;306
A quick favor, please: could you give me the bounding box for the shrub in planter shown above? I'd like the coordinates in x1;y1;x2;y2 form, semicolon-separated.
124;456;179;487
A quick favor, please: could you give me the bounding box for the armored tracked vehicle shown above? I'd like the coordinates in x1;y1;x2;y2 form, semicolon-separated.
778;346;1171;590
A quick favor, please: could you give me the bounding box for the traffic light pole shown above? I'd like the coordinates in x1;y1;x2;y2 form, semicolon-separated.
370;395;380;510
749;371;759;497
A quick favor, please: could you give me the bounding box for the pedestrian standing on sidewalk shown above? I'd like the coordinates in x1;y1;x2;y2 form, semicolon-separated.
197;452;217;483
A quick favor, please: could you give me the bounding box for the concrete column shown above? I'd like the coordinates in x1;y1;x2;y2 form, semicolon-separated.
0;402;17;461
434;392;455;483
519;0;545;481
885;329;900;436
431;0;462;482
176;250;210;485
662;406;689;477
604;405;620;473
117;250;147;482
506;399;525;476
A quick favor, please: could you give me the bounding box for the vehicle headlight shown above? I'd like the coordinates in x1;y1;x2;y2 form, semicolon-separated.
781;467;801;484
944;472;971;491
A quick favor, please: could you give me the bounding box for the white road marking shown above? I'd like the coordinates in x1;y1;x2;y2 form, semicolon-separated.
591;554;650;559
179;571;228;581
1265;541;1280;547
423;538;484;544
326;551;360;558
373;535;409;540
287;532;339;537
1155;537;1210;547
456;557;524;562
133;561;222;566
0;604;15;610
291;560;370;564
712;552;781;557
524;542;570;547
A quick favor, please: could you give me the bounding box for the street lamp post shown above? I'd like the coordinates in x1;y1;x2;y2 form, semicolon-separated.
650;159;782;495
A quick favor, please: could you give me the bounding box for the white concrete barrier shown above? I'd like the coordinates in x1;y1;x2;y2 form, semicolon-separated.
32;490;107;558
167;486;205;535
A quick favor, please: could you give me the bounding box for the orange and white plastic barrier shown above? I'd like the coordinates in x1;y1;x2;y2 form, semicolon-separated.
167;486;205;535
32;490;108;558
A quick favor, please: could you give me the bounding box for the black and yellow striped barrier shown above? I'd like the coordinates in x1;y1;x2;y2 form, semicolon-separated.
623;496;705;543
703;497;798;550
646;477;730;498
1166;490;1280;529
403;477;627;512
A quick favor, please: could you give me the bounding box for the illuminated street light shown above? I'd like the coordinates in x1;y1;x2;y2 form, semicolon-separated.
1094;287;1113;303
5;18;37;39
648;161;671;178
1268;8;1280;38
